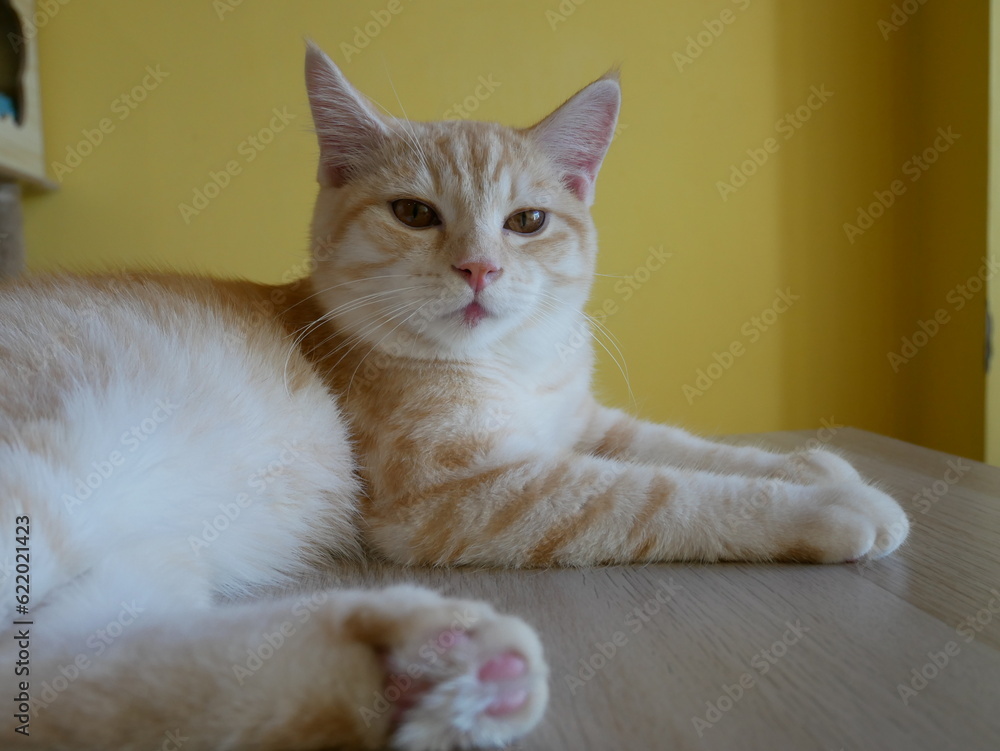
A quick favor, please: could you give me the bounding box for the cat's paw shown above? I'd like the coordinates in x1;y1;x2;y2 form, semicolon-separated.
346;586;548;750
779;483;910;563
774;448;863;485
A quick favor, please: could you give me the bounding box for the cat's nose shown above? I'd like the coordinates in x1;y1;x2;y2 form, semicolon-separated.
452;260;502;293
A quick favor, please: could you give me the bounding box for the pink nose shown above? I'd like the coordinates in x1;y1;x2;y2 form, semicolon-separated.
453;260;502;293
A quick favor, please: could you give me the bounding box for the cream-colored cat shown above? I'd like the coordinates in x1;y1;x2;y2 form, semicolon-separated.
0;43;908;750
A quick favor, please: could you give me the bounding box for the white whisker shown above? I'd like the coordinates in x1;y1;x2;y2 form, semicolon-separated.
344;300;431;402
281;285;433;394
536;292;635;407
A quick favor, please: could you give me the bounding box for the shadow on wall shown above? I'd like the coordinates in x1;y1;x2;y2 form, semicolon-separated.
775;0;987;460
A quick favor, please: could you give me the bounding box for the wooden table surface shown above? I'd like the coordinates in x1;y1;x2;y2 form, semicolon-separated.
316;428;1000;751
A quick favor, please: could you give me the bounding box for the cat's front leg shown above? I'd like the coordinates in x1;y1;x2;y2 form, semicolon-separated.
578;404;862;484
368;454;908;567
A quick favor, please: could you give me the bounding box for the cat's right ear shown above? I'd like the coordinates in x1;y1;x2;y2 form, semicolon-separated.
305;42;389;188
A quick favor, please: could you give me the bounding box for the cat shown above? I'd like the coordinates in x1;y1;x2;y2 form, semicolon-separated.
0;42;909;750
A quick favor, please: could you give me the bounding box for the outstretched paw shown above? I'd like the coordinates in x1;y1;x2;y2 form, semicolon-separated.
779;483;910;563
775;448;863;485
347;587;548;750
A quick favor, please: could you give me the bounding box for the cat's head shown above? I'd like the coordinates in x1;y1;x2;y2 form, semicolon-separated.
305;44;619;360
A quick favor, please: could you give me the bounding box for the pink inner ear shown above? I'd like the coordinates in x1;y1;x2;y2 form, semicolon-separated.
563;174;592;201
533;77;620;203
319;162;347;189
305;44;387;188
560;130;614;200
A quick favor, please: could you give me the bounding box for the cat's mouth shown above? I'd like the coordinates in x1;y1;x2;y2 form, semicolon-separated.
461;301;489;327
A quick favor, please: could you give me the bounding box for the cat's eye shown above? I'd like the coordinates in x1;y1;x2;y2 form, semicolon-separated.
391;199;441;228
504;210;546;235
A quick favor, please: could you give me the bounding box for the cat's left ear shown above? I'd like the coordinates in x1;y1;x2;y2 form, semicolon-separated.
305;42;390;188
528;71;621;206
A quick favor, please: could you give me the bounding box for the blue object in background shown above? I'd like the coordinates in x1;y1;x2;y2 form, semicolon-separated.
0;93;16;120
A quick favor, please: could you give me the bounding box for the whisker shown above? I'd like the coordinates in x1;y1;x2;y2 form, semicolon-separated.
582;312;629;366
288;304;411;396
311;302;413;364
285;274;422;314
365;63;428;168
588;323;635;406
345;300;432;402
290;285;432;348
381;59;428;166
320;299;422;370
282;286;432;393
535;294;635;406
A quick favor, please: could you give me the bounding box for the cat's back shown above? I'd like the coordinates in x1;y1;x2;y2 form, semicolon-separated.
0;272;359;607
1;273;295;412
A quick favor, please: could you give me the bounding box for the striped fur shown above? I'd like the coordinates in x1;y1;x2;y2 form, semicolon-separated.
301;45;909;568
0;44;907;750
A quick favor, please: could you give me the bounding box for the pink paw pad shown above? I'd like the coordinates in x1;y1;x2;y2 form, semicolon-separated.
388;633;532;725
479;652;529;717
478;653;526;682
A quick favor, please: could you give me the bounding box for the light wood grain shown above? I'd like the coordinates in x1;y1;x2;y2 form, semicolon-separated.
307;428;1000;750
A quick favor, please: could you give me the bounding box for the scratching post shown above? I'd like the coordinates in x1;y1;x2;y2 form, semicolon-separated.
0;181;23;277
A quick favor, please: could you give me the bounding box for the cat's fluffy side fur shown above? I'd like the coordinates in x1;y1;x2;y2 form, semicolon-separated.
0;44;908;750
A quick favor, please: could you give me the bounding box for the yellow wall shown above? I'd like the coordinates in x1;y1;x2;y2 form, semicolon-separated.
25;0;988;458
989;0;1000;467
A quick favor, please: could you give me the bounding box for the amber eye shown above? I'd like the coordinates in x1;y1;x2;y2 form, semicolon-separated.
391;199;441;228
504;209;546;234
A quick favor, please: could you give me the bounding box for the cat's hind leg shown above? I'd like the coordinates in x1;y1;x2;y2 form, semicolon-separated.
5;584;548;751
348;585;548;750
